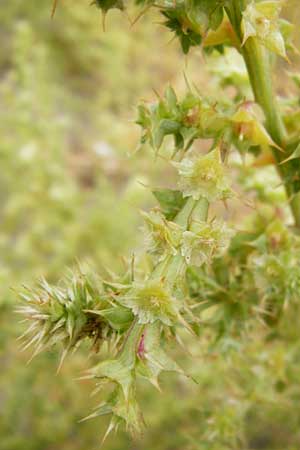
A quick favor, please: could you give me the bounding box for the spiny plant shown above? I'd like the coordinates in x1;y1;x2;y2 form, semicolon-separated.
17;0;300;444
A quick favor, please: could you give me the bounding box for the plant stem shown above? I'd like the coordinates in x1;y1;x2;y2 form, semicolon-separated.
151;197;209;284
165;197;209;285
226;0;300;227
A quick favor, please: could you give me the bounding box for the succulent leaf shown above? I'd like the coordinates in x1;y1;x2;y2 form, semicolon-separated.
152;188;187;221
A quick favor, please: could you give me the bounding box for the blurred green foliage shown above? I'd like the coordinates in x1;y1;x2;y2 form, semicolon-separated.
2;1;300;450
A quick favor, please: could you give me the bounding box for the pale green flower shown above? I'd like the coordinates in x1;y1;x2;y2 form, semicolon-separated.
242;0;287;59
173;149;231;202
123;279;181;326
141;209;183;259
181;220;234;266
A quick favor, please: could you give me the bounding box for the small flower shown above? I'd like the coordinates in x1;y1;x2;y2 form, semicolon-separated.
141;209;183;259
122;279;181;326
181;220;234;266
173;149;231;202
241;0;287;59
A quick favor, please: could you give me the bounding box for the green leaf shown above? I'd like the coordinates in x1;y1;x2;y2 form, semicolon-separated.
161;8;202;54
154;119;181;149
231;102;280;150
89;359;134;401
164;85;178;112
186;0;225;32
88;322;143;400
152;188;187;220
94;0;124;13
93;0;125;30
86;306;134;331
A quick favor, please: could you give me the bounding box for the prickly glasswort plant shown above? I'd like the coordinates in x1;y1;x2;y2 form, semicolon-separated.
17;0;300;443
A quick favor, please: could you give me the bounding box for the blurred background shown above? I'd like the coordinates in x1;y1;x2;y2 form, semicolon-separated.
1;1;300;449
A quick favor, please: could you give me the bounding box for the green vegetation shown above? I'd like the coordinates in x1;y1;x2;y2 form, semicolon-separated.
2;1;300;449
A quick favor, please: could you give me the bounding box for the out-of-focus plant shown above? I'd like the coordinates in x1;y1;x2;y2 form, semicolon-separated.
15;0;300;447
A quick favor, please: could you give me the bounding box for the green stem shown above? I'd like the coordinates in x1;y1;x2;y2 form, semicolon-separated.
290;193;300;228
151;197;209;284
119;317;144;367
242;42;286;147
174;197;198;227
226;0;300;227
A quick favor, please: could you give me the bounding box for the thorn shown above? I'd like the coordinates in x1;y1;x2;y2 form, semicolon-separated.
51;0;59;18
183;71;192;91
123;9;133;27
56;348;68;374
149;377;162;392
131;5;151;27
101;419;115;446
101;11;106;32
131;253;135;282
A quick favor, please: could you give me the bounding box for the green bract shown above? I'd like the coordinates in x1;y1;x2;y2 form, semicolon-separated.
160;0;225;54
137;322;185;389
83;321;144;436
231;101;278;151
93;0;124;29
137;86;280;158
173;149;231;202
152;188;187;220
136;87;229;155
136;86;199;153
85;386;143;438
162;8;202;54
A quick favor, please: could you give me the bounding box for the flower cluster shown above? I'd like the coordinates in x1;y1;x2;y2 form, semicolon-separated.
137;86;276;160
17;129;236;438
16;273;134;366
142;207;233;268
